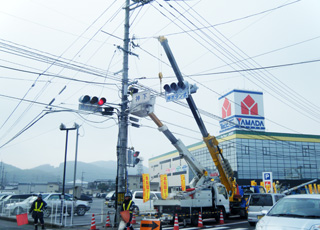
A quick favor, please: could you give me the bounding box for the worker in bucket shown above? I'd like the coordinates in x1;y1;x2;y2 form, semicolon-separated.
29;194;47;230
119;192;135;230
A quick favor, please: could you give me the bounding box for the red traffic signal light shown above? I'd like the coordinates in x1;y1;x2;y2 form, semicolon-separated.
133;151;140;166
133;151;140;157
98;98;106;106
79;95;106;106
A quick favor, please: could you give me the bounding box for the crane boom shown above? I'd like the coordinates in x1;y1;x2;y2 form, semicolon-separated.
158;36;240;201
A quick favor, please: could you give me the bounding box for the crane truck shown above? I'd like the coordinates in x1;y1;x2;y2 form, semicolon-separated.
158;36;255;218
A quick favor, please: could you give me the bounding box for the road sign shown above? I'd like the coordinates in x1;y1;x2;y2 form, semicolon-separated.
129;91;155;117
131;91;151;106
140;219;161;230
262;172;273;193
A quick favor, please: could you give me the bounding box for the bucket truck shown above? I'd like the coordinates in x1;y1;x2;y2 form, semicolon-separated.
129;94;230;226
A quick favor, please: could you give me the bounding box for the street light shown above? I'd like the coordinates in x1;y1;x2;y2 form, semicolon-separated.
59;123;78;225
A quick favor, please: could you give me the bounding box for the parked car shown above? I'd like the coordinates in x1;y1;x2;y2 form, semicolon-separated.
247;193;285;226
256;194;320;229
131;191;162;215
105;191;116;208
0;194;11;201
100;193;107;199
0;194;36;212
4;196;37;215
41;193;90;218
76;194;93;203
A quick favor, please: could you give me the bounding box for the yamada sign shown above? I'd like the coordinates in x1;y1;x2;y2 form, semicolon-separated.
219;116;265;132
219;89;265;132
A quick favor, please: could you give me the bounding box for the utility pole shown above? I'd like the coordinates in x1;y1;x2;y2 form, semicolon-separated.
115;0;153;226
115;0;130;226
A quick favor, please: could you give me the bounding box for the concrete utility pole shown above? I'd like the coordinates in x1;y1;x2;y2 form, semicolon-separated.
115;0;130;226
115;0;153;226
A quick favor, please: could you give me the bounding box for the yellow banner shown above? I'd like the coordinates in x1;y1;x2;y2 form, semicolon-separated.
142;174;150;203
160;174;168;199
180;174;186;191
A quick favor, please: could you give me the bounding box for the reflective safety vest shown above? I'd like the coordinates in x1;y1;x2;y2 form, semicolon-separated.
34;202;44;212
123;200;133;213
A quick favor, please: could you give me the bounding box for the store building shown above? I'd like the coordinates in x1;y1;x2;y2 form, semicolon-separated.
148;89;320;191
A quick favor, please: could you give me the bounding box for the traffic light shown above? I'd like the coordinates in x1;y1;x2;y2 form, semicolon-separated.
127;149;134;165
133;151;140;166
163;81;198;102
79;95;107;113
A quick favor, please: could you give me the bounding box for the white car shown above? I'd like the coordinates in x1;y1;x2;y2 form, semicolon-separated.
4;196;37;215
247;193;285;226
42;193;90;218
256;194;320;230
131;191;162;215
105;191;116;208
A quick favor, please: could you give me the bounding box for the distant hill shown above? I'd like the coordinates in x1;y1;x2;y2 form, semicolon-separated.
1;161;148;184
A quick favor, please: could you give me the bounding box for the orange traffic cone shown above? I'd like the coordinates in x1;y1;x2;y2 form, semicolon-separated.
131;211;136;224
90;214;98;230
105;213;111;227
219;210;224;224
173;214;179;230
198;212;203;227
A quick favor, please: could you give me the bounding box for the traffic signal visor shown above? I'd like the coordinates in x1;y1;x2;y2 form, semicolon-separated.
133;151;140;165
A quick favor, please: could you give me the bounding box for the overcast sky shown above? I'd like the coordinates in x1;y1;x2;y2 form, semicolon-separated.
0;0;320;171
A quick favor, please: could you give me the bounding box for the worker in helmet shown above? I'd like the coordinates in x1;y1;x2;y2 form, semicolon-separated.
275;181;282;193
119;192;135;230
29;194;47;230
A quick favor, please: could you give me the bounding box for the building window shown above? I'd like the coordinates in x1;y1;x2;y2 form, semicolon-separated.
302;145;312;157
263;147;270;155
243;146;249;155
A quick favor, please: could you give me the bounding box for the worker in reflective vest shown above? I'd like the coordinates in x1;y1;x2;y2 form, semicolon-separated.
119;193;135;230
29;194;47;230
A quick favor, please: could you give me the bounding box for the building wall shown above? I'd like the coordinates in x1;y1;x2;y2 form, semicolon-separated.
149;149;190;191
18;183;47;194
148;130;320;188
46;183;59;193
219;130;320;181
